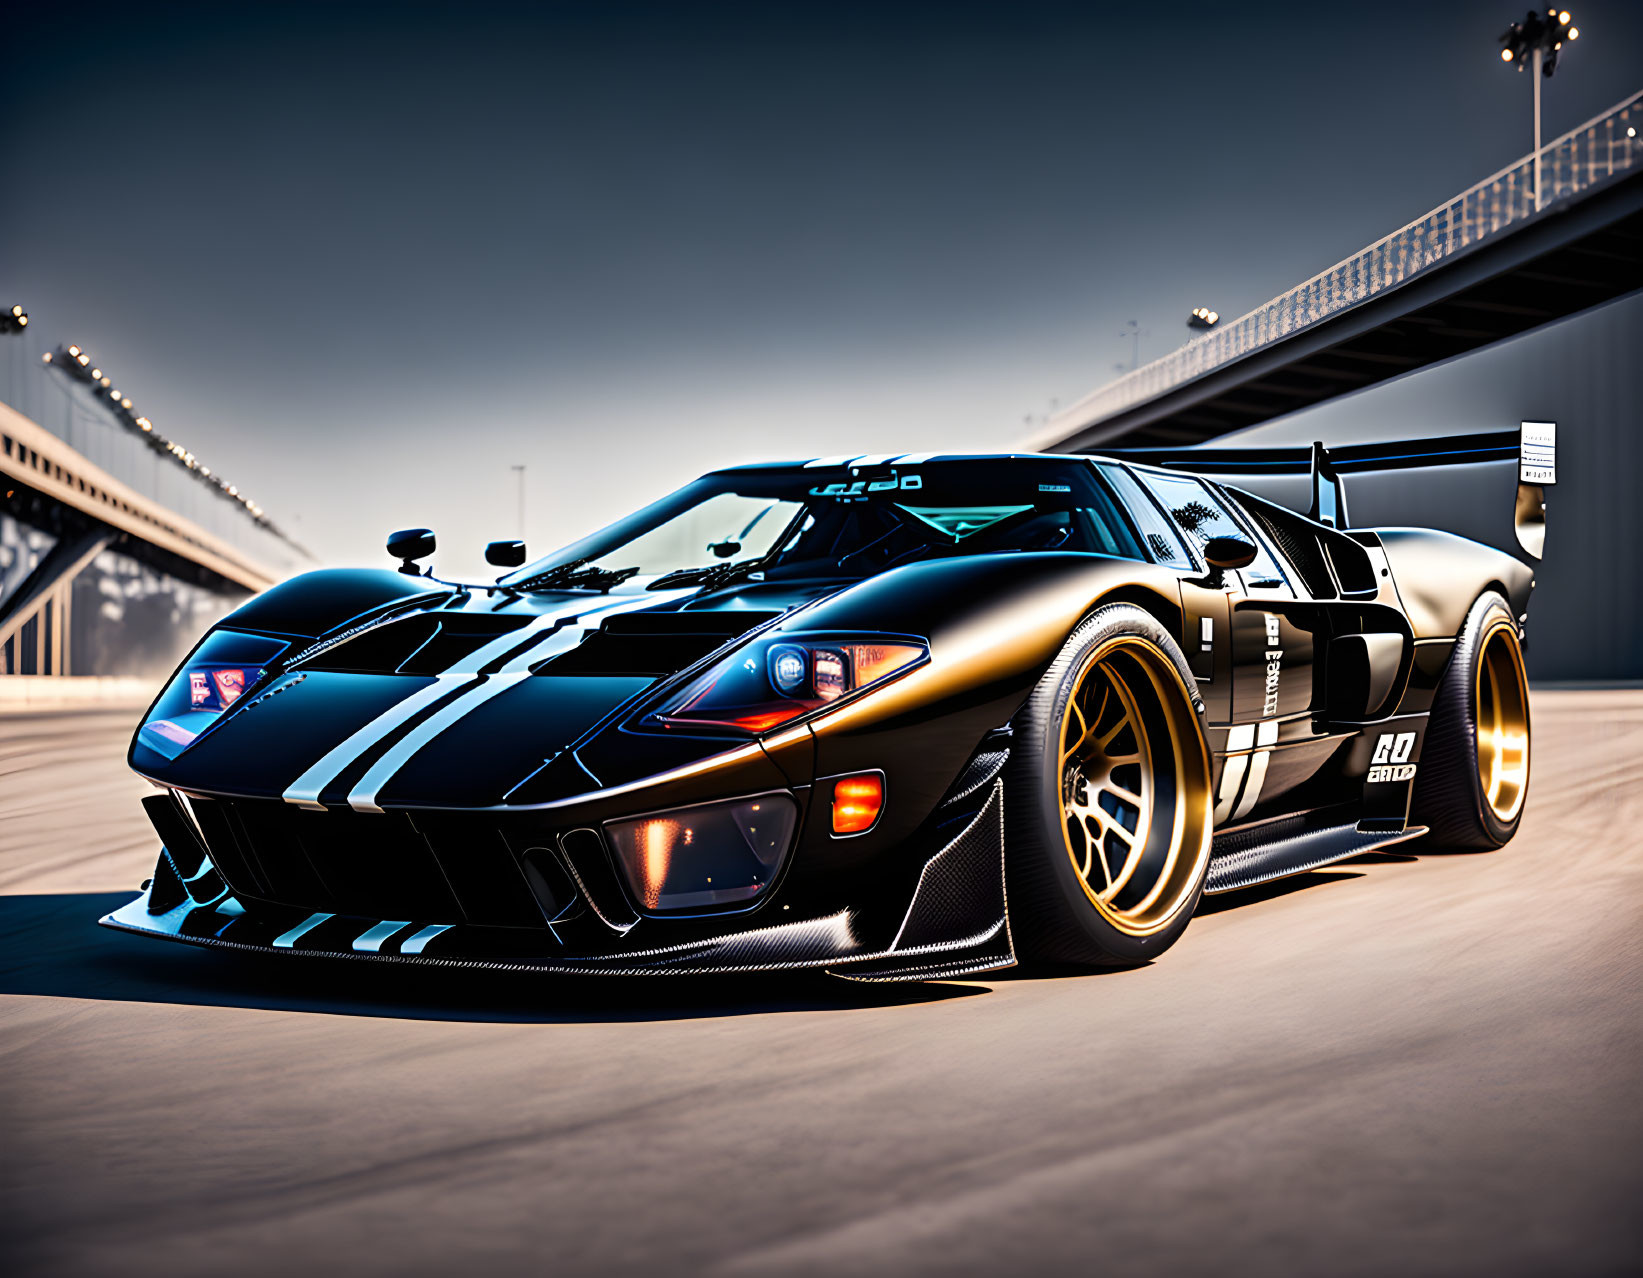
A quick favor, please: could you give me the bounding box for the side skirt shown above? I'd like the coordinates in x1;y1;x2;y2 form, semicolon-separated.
1205;808;1427;895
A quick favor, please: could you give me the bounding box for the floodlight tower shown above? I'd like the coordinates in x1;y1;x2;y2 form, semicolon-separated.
1499;8;1580;211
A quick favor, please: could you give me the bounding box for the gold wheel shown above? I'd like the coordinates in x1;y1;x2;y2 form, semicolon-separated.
1475;618;1530;824
1059;636;1212;937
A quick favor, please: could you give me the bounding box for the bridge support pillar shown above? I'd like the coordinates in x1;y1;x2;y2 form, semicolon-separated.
0;531;114;676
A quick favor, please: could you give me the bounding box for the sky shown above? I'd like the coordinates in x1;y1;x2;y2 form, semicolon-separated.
4;0;1641;581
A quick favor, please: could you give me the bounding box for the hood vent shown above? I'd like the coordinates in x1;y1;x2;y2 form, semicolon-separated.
532;610;780;678
304;613;535;675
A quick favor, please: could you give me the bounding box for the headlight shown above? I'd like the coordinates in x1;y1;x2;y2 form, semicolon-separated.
138;630;288;760
644;632;928;735
605;793;799;912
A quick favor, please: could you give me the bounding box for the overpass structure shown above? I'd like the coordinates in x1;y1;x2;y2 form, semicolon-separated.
1;326;307;678
1038;91;1642;452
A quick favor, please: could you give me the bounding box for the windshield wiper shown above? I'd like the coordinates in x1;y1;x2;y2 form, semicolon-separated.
646;558;763;592
515;558;641;594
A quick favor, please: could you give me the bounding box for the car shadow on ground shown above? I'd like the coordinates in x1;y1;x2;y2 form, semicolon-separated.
0;892;986;1024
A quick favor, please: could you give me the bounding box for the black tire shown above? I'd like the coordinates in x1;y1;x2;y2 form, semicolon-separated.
1004;604;1214;966
1411;591;1531;850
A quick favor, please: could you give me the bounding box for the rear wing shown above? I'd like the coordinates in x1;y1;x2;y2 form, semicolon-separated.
1106;427;1551;562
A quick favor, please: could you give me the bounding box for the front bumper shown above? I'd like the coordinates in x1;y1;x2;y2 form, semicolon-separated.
100;755;1014;982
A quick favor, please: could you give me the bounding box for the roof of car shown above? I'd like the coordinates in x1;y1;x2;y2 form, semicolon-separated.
710;452;1102;475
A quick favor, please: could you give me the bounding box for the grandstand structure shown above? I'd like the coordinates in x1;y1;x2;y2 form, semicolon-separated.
1;322;308;679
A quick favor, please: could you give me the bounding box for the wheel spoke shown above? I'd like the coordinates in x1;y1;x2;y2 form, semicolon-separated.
1096;715;1131;750
1053;636;1212;935
1101;782;1144;811
1092;806;1134;847
1102;828;1148;902
1061;682;1108;765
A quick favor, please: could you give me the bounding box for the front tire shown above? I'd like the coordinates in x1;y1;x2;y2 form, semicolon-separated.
1004;604;1214;966
1411;591;1531;849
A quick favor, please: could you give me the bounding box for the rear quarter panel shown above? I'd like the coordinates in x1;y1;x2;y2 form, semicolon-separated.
1374;528;1535;639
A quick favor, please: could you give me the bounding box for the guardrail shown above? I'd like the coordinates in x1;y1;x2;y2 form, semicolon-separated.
1042;89;1643;442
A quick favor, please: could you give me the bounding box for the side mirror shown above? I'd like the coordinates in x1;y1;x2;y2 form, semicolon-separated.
486;539;527;567
388;528;436;575
707;539;741;560
1203;536;1257;570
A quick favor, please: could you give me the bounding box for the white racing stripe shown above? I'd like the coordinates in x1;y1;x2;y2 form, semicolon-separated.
1213;754;1248;824
352;920;411;952
1215;720;1281;823
1231;752;1271;820
400;923;453;954
1230;719;1281;821
281;592;679;809
346;673;532;811
340;590;693;813
272;912;333;948
284;678;468;808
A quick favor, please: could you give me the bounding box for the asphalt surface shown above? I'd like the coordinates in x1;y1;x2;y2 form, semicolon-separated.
2;692;1640;1277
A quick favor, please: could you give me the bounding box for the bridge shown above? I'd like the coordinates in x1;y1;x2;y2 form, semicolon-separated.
1033;88;1643;683
1;325;308;679
1039;90;1642;451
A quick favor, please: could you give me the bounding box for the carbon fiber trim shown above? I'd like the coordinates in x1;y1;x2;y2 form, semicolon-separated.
885;781;1007;954
828;778;1014;981
1207;811;1427;894
943;747;1010;807
101;777;1016;980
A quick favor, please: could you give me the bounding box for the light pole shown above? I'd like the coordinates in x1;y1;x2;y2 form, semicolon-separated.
1118;319;1148;371
510;464;526;540
1499;8;1580;211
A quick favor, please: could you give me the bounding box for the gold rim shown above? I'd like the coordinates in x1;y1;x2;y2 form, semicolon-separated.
1475;618;1530;824
1059;636;1212;937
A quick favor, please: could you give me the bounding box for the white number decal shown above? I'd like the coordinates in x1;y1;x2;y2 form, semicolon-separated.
1368;730;1418;783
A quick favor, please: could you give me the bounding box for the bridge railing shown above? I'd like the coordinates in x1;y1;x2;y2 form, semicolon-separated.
1047;89;1643;437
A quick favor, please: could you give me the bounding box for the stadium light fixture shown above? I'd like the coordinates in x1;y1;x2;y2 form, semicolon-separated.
1499;8;1581;210
1187;307;1220;330
34;337;296;543
1;304;27;334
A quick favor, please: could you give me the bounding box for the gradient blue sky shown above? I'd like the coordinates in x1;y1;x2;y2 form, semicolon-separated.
4;0;1640;580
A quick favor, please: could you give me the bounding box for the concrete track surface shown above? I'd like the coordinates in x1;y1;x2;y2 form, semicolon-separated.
2;692;1640;1277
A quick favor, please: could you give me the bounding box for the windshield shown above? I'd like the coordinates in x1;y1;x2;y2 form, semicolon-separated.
503;458;1148;592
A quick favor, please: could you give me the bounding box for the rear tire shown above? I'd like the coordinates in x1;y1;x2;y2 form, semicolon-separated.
1004;605;1214;966
1411;591;1531;850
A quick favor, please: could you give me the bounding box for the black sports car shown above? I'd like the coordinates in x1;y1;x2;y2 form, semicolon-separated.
104;432;1542;980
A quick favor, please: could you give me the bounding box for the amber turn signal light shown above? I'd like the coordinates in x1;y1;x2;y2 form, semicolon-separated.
832;773;884;835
